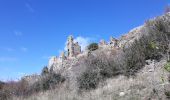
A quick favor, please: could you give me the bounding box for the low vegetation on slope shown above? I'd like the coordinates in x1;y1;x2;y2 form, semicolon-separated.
0;73;65;100
77;13;170;90
0;13;170;100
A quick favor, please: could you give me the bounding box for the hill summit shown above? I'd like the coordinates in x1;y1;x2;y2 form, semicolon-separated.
1;12;170;100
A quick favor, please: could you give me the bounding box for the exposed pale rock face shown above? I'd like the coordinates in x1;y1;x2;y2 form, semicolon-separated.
49;13;170;73
119;92;125;97
99;39;107;45
48;56;58;67
117;12;170;49
156;13;170;33
48;22;153;73
118;25;144;48
99;39;108;48
48;36;82;72
48;52;67;70
73;42;81;56
60;51;66;60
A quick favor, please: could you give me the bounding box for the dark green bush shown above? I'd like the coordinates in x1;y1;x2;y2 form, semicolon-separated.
41;66;49;75
0;81;4;90
29;73;65;93
0;90;11;100
88;43;99;51
164;62;170;72
165;91;170;99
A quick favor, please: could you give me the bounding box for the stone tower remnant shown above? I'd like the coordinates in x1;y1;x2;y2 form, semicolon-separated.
110;36;118;47
67;35;81;57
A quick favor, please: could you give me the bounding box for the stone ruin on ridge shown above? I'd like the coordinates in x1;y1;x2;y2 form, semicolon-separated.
67;35;81;58
48;35;81;67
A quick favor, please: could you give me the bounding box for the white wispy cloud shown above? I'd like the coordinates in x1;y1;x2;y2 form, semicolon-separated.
20;47;28;52
0;57;18;62
74;36;91;51
25;3;35;13
5;48;15;52
1;47;29;53
16;72;27;79
42;56;51;60
58;49;64;55
64;36;91;51
0;72;27;82
64;41;68;51
14;31;22;36
1;47;15;52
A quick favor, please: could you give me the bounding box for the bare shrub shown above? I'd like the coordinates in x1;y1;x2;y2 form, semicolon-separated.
0;90;11;100
123;39;146;76
0;80;29;100
77;51;123;90
78;14;170;87
0;73;65;99
123;17;170;76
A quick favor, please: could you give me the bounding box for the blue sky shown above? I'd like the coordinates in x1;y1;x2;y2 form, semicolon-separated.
0;0;169;81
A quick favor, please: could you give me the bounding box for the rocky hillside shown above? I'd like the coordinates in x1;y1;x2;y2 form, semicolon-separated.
1;13;170;100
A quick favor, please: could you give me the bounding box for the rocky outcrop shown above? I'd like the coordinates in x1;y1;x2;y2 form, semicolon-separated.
22;13;170;89
12;12;170;100
48;13;170;74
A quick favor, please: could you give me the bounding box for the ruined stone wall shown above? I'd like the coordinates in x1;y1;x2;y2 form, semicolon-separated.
73;42;81;56
67;36;81;58
67;36;74;57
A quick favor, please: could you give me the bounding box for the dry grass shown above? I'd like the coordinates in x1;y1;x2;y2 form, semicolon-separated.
12;59;170;100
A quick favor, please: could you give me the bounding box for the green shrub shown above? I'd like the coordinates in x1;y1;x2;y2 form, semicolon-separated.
0;81;4;90
29;73;65;93
0;90;11;100
165;91;170;99
41;66;49;75
88;43;99;51
164;62;170;72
